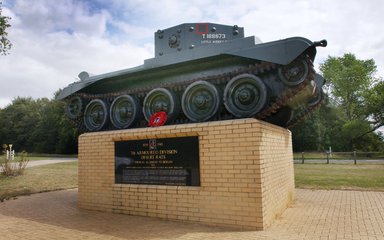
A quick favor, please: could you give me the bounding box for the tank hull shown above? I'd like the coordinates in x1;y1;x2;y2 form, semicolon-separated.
57;23;326;132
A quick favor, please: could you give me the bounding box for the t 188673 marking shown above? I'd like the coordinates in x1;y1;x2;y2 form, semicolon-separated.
202;33;226;39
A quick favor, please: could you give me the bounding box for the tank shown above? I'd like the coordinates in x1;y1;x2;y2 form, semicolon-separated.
57;23;327;132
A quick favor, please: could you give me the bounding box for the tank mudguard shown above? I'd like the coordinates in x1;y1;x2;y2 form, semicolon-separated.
314;73;326;87
56;81;92;100
227;37;317;65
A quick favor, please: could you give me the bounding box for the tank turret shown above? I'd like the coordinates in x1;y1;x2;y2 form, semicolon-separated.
57;23;327;132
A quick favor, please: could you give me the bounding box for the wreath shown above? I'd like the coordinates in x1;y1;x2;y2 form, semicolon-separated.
148;111;168;127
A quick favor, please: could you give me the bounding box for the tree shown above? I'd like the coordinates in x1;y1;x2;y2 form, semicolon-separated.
362;81;384;134
292;98;347;152
0;1;12;55
30;98;78;153
0;97;41;152
319;53;383;150
0;97;78;154
320;53;377;120
291;111;324;152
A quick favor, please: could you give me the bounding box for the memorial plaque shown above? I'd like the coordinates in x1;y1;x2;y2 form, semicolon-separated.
115;136;200;186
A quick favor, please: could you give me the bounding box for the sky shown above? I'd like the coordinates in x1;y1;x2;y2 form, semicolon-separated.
0;0;383;108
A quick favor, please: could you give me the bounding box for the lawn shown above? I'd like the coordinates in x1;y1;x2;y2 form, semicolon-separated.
0;161;78;201
1;161;384;202
294;163;384;191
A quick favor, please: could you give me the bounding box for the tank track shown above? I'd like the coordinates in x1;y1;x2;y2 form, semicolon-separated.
67;54;320;132
286;91;324;128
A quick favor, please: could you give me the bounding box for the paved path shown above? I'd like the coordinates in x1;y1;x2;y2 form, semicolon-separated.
0;189;383;239
26;158;77;168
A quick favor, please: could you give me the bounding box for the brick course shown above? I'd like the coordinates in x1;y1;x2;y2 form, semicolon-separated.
78;118;294;230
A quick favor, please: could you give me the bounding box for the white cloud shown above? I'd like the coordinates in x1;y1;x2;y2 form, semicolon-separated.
9;0;110;36
0;0;152;107
0;0;384;109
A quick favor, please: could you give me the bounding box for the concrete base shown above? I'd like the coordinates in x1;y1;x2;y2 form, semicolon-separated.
78;118;295;230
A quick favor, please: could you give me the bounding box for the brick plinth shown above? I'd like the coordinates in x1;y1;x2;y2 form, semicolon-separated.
78;118;294;230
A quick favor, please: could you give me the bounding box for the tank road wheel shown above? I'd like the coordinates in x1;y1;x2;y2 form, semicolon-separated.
143;88;179;122
65;96;83;119
224;74;267;118
182;81;221;122
110;95;141;129
83;99;108;131
278;58;309;86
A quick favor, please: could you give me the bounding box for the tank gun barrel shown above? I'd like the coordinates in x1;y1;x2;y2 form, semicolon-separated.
313;39;327;47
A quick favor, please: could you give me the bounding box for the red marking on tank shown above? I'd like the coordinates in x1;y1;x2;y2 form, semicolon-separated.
196;23;209;34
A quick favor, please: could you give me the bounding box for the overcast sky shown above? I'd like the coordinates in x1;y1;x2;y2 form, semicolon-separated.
1;0;383;108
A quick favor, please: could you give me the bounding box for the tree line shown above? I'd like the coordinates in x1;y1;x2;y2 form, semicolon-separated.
0;97;78;154
0;53;383;154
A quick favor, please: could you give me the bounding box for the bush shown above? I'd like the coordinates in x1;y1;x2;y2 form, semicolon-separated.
0;145;29;176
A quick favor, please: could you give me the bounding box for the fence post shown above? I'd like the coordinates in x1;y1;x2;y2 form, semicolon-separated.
301;152;305;164
326;151;330;164
354;151;357;165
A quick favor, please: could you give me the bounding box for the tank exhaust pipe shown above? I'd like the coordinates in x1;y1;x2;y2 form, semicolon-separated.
313;39;327;47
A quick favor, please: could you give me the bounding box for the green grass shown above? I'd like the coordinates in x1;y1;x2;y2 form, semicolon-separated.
294;163;384;191
1;160;383;202
0;161;78;201
293;152;384;160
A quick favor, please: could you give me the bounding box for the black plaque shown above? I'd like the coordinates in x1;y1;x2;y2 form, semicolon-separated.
115;136;200;186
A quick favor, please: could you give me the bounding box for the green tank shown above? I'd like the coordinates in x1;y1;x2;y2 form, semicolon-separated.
57;23;327;132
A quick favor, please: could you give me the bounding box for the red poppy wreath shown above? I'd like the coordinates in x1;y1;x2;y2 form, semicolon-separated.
148;111;168;127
